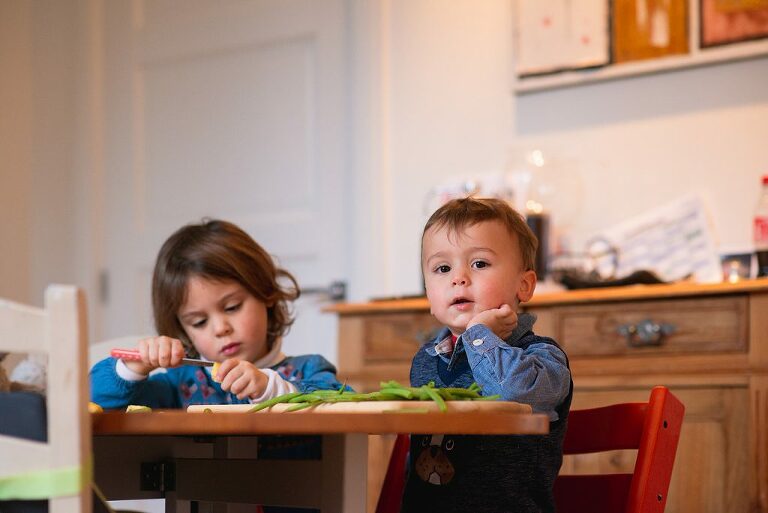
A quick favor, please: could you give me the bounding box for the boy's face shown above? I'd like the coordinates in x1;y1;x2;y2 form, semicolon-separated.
422;220;536;335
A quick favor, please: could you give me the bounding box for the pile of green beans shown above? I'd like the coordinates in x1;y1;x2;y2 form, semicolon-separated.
250;380;500;413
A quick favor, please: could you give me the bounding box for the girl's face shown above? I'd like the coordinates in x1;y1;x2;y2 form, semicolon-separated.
177;275;270;363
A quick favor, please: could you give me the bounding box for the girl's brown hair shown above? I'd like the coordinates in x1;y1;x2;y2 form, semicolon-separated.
152;219;300;357
422;197;538;272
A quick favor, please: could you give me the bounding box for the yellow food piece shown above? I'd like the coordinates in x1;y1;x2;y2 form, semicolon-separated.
211;362;221;383
88;402;103;413
126;404;152;413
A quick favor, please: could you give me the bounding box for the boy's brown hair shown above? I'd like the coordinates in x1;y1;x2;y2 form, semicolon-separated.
422;197;538;272
152;219;300;358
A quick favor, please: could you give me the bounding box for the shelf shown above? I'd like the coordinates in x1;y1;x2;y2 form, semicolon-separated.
512;0;768;95
514;38;768;94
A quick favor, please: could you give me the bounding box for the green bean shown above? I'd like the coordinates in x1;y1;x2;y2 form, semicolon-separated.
380;387;414;399
288;394;323;403
248;381;502;413
442;389;481;399
249;391;304;412
380;380;407;390
438;389;456;401
285;402;314;412
322;394;377;402
422;385;447;412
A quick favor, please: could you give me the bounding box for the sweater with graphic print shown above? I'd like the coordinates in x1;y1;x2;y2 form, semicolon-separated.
401;313;573;513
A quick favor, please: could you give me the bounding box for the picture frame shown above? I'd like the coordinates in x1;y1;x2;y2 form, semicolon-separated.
513;0;768;93
514;0;610;77
613;0;690;63
700;0;768;47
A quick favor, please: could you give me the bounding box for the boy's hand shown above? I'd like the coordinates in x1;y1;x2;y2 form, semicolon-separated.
214;359;269;400
467;304;518;341
124;336;187;375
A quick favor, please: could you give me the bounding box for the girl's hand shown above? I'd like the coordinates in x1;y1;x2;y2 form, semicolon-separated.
466;304;518;341
123;336;187;375
214;359;269;400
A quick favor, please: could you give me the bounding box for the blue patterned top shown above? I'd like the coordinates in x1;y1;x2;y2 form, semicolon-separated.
90;353;345;410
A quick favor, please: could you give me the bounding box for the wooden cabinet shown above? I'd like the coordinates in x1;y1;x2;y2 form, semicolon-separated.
327;279;768;513
565;386;751;513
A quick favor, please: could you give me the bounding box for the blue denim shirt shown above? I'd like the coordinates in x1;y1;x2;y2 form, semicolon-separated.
402;313;573;513
423;313;570;420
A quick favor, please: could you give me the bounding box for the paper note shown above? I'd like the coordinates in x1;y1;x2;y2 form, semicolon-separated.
594;195;722;283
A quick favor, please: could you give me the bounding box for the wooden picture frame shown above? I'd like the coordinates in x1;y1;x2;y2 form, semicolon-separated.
513;0;768;92
613;0;689;63
701;0;768;47
514;0;610;77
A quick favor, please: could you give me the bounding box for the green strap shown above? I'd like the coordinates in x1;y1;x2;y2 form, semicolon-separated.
0;465;84;500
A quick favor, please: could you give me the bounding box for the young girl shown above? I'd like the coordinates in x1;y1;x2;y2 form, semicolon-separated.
90;219;345;409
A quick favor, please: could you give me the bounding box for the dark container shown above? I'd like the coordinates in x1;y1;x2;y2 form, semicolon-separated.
526;212;550;279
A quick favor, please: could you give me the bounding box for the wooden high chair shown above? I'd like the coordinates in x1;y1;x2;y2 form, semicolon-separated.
375;386;684;513
0;285;91;513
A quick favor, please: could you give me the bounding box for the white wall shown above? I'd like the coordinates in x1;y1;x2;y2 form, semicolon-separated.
0;0;80;306
3;0;768;321
0;1;34;303
27;0;80;304
351;0;516;298
367;0;768;297
514;59;768;255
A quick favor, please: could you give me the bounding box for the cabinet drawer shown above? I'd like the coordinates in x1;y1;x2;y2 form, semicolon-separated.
362;313;442;364
555;296;748;357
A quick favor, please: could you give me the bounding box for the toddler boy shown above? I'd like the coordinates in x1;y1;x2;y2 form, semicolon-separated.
400;197;572;513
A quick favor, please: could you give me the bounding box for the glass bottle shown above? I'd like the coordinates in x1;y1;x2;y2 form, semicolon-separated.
754;175;768;278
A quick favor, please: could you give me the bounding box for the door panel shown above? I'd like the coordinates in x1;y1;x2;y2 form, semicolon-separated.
101;0;348;362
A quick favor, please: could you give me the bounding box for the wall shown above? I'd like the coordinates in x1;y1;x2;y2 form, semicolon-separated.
0;1;34;303
27;0;80;305
372;0;768;297
0;0;80;307
353;0;516;299
4;0;768;329
515;59;768;256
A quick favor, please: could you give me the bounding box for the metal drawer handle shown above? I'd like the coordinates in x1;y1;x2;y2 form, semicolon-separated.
617;319;676;347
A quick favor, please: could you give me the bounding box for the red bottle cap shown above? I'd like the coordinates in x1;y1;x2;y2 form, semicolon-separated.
763;175;768;185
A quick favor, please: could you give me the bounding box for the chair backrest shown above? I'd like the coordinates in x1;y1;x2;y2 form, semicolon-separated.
554;386;685;513
375;433;410;513
375;386;684;513
0;285;91;513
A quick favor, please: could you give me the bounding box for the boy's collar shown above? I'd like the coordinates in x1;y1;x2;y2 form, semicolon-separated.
426;312;538;357
507;312;537;343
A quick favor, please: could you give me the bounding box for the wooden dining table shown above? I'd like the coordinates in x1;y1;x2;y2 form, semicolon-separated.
92;402;548;513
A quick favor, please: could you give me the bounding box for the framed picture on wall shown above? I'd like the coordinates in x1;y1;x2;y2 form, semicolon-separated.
613;0;689;63
701;0;768;47
514;0;610;76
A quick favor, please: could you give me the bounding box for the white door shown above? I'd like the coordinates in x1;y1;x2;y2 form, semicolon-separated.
99;0;349;363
